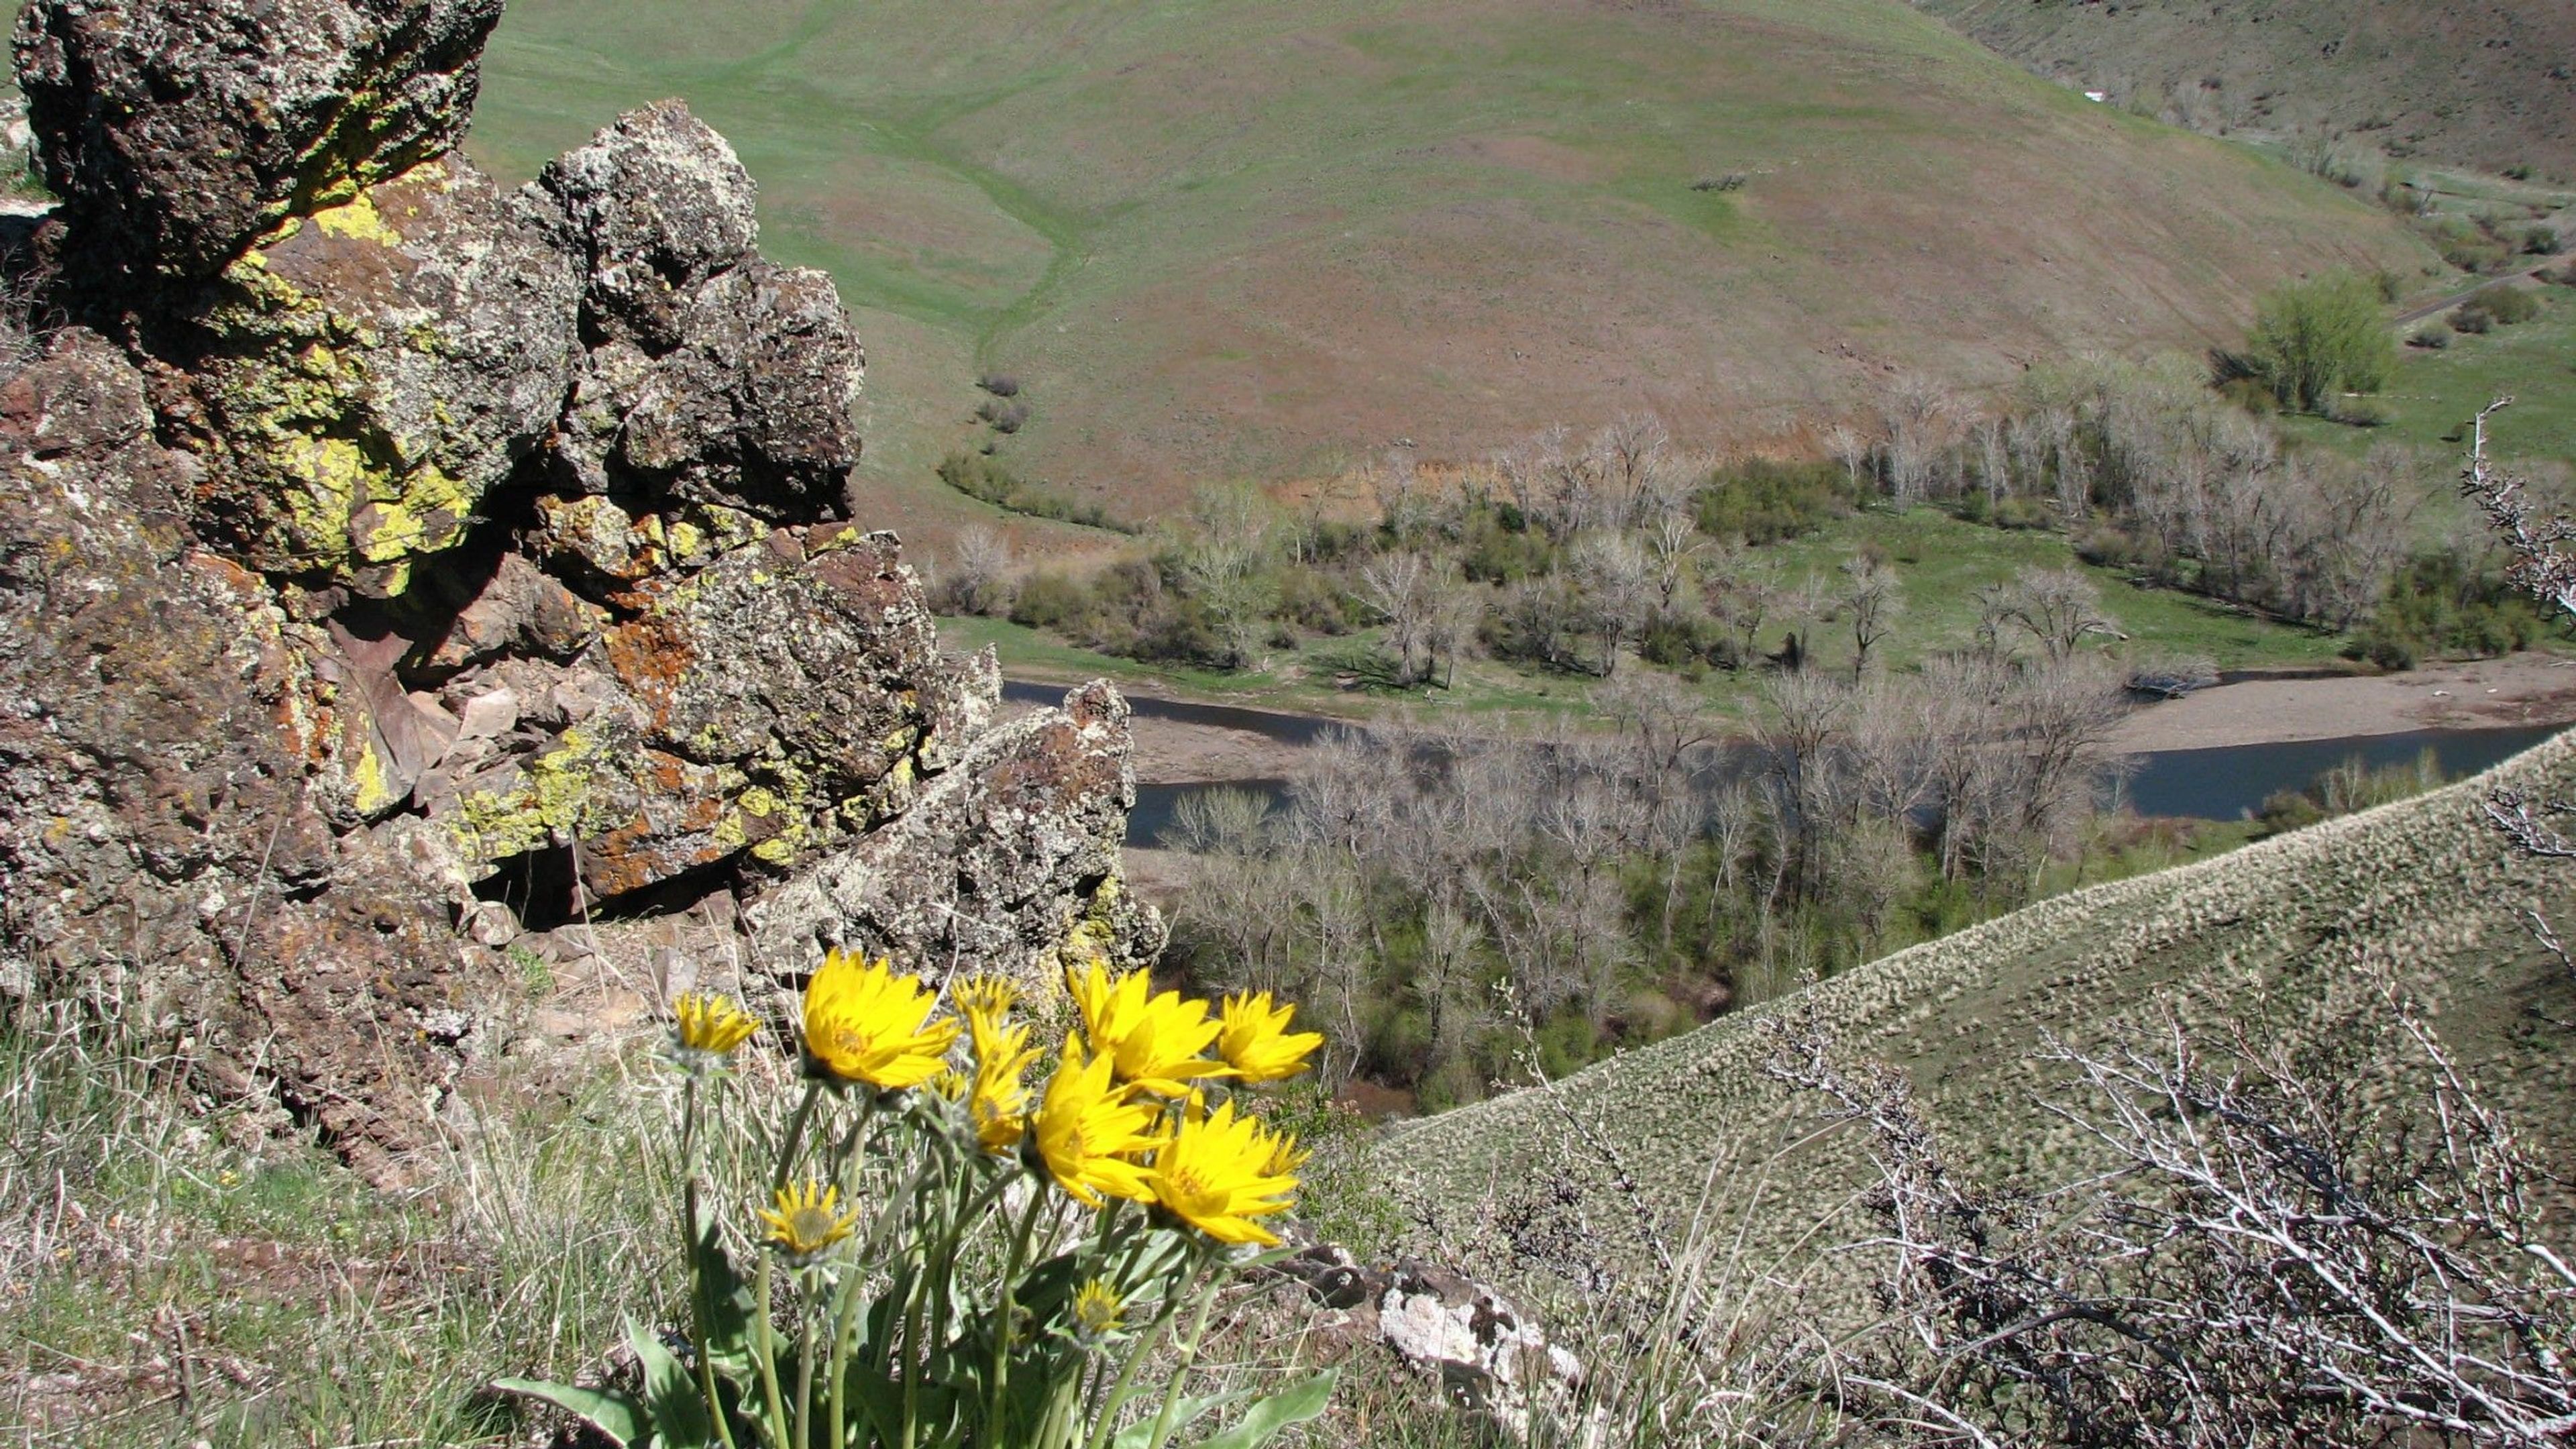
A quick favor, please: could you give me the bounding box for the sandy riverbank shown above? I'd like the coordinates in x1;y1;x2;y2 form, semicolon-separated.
1014;654;2576;789
2110;654;2576;753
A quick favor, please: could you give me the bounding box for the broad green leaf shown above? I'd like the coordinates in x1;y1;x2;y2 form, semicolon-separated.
490;1377;650;1446
1181;1370;1338;1449
690;1214;759;1378
629;1320;718;1449
1111;1387;1253;1449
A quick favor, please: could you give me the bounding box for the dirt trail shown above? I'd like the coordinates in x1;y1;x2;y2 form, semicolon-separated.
2394;258;2563;326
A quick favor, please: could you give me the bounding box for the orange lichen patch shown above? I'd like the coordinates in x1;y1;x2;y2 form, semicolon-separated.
600;612;698;731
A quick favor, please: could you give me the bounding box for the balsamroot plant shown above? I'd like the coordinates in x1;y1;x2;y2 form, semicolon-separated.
1766;1000;2576;1447
498;953;1334;1449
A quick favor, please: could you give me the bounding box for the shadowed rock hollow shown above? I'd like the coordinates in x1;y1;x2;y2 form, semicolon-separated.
0;0;1158;1182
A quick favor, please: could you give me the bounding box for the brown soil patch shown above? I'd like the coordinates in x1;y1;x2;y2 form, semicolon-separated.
2113;655;2576;753
1429;134;1604;184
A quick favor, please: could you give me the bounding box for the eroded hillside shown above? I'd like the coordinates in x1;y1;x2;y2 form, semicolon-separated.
1919;0;2576;179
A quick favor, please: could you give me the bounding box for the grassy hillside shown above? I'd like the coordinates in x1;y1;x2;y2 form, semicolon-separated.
1368;728;2576;1305
460;0;2436;526
1917;0;2576;180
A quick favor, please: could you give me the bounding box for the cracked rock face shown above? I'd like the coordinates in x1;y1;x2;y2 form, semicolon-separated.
146;156;580;594
531;103;864;521
14;0;505;280
0;0;1159;1177
0;331;500;1185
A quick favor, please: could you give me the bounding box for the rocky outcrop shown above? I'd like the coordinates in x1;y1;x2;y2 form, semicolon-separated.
0;0;1157;1179
531;102;862;521
17;0;504;280
753;680;1165;985
0;331;495;1182
144;156;580;594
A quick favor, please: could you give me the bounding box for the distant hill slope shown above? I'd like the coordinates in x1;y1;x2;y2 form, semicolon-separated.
457;0;2434;515
1917;0;2576;180
1373;730;2576;1302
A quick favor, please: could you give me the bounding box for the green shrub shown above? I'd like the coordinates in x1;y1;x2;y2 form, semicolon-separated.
1694;458;1857;543
2241;271;2396;413
2451;303;2495;334
2407;325;2452;350
2470;284;2540;324
2331;396;2392;427
1006;570;1092;632
935;451;1130;531
1274;567;1355;635
2354;549;2549;664
2526;225;2567;256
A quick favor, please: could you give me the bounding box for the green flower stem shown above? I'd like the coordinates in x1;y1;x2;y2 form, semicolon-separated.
775;1078;824;1193
679;1077;745;1449
1143;1246;1226;1449
794;1280;821;1449
1081;1248;1208;1449
754;1248;791;1449
986;1181;1051;1433
822;1092;888;1449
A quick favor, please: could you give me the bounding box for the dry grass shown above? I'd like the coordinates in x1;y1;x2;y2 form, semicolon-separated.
0;976;679;1448
1375;729;2576;1326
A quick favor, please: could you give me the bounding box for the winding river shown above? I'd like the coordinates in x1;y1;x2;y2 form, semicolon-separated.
1000;681;2569;849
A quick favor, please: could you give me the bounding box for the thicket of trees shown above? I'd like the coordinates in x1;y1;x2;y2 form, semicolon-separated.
1163;633;2137;1107
930;358;2554;693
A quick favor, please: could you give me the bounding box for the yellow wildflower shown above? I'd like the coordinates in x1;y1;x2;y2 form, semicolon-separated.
1214;991;1324;1084
802;950;959;1091
1067;961;1232;1097
968;1018;1042;1155
1071;1278;1124;1344
1030;1036;1161;1208
669;991;758;1072
1148;1100;1297;1246
952;974;1018;1026
1263;1130;1312;1179
928;1065;972;1103
759;1179;858;1268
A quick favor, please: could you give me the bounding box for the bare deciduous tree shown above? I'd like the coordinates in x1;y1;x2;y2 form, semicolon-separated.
1840;554;1904;681
1766;994;2576;1448
1978;564;2123;663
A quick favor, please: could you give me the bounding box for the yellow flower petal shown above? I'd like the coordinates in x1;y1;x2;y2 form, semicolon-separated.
1068;961;1234;1097
1215;991;1324;1085
802;950;961;1090
1150;1100;1298;1246
1032;1036;1163;1208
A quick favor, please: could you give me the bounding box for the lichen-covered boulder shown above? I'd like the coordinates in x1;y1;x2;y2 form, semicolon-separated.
531;102;862;521
418;530;989;903
147;156;579;594
13;0;504;280
749;680;1165;993
531;99;759;351
0;329;505;1185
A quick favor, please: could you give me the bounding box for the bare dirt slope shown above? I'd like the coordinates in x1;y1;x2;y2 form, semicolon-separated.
455;0;2437;523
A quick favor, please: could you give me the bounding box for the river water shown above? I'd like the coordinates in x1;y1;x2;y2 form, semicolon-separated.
1001;680;2568;848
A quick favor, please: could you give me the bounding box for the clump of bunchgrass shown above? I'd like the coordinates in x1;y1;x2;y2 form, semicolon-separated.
498;952;1337;1448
